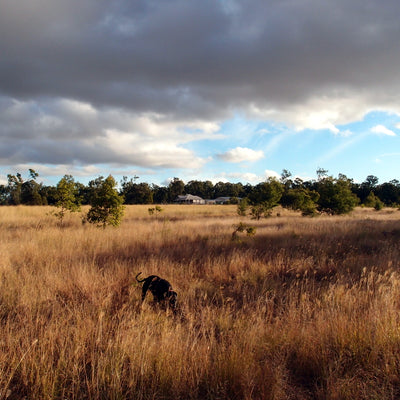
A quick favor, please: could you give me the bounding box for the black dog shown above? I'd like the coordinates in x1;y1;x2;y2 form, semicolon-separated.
135;272;177;310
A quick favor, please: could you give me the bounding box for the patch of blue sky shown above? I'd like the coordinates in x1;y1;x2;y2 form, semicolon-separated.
304;111;400;182
190;110;400;184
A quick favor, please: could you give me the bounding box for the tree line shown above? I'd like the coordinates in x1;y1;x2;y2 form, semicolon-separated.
1;168;400;217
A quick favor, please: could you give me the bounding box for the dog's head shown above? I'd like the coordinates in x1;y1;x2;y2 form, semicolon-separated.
167;290;177;308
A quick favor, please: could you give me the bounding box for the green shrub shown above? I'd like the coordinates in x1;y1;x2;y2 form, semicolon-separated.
85;175;125;228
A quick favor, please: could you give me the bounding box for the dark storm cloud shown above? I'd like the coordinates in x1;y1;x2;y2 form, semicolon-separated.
1;0;400;169
1;0;400;117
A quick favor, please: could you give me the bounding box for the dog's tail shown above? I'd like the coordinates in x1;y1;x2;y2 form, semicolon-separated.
135;272;146;282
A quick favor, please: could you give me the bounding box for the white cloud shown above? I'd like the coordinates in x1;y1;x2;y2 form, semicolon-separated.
217;147;264;163
249;93;372;133
371;125;396;136
20;163;100;175
264;169;281;179
215;171;261;183
102;128;205;169
212;169;279;184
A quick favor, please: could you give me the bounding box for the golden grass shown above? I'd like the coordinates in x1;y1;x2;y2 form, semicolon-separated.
1;205;400;399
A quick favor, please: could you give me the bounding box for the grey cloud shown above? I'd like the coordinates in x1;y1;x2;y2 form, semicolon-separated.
1;0;400;117
0;96;206;167
1;0;400;168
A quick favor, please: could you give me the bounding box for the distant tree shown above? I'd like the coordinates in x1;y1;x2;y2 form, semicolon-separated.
280;169;292;182
375;181;400;206
250;204;268;220
364;191;378;207
374;198;385;211
213;181;244;198
76;182;91;205
364;191;384;210
237;198;249;217
280;169;293;191
53;175;81;226
152;185;169;204
316;168;329;181
184;180;214;199
7;173;23;205
248;178;283;219
243;183;254;198
282;188;320;216
20;169;43;205
316;175;359;214
353;175;380;204
279;169;294;208
365;175;379;188
85;176;125;228
120;177;153;204
39;185;57;205
229;196;239;204
292;177;305;189
0;184;7;205
168;178;185;202
248;178;283;208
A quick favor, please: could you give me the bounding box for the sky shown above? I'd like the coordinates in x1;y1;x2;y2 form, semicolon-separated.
1;0;400;187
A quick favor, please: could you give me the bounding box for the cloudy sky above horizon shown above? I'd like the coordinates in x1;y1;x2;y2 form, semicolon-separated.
1;0;400;186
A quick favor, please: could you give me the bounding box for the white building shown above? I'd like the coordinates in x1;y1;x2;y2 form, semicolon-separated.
174;194;205;204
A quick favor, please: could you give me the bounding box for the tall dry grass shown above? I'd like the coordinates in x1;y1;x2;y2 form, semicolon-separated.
1;205;400;399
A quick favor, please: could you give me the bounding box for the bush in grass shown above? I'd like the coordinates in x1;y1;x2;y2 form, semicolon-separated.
364;191;384;210
53;175;81;226
248;178;283;219
85;175;125;228
316;175;359;215
236;198;249;217
282;188;319;216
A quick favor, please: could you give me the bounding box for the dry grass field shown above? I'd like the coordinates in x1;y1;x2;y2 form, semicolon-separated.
1;205;400;399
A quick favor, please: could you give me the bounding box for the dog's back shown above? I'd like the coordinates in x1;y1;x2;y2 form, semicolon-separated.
136;272;177;309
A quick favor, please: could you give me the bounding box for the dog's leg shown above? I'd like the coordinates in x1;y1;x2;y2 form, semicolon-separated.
141;278;152;303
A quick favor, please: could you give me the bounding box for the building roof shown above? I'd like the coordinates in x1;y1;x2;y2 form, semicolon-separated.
175;194;204;201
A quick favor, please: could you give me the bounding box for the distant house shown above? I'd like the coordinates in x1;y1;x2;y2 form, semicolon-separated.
174;194;205;204
214;196;232;204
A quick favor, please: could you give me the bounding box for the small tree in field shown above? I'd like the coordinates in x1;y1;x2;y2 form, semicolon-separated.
231;222;256;241
250;204;269;220
316;174;359;215
282;188;319;216
364;191;384;210
248;178;284;219
148;205;163;219
53;175;81;226
85;175;125;228
237;198;248;217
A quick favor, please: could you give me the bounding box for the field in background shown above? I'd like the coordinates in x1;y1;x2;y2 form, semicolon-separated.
1;205;400;399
